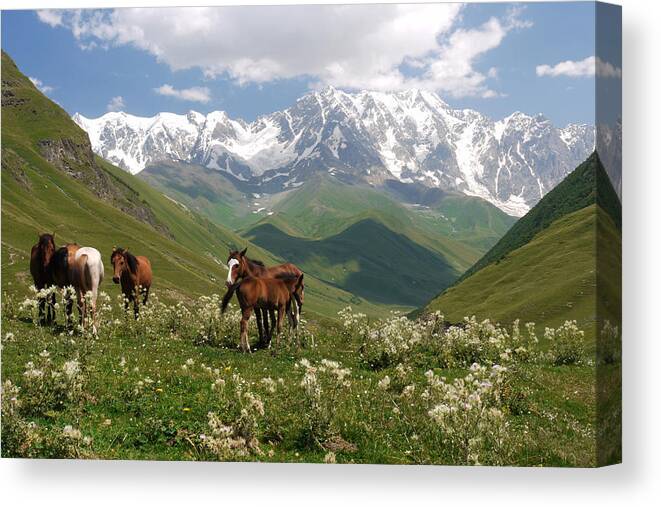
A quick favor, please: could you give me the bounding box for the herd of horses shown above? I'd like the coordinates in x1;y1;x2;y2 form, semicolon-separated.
29;234;304;353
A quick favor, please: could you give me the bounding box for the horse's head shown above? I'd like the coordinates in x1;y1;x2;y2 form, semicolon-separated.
111;247;138;284
293;273;305;307
226;247;248;287
37;233;56;264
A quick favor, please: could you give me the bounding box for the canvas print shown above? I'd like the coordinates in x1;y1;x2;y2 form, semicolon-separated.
1;2;621;466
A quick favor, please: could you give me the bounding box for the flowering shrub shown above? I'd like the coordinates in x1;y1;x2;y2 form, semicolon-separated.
357;310;444;368
337;306;368;341
424;364;513;465
18;351;84;417
201;371;266;460
544;320;586;365
296;358;351;446
1;380;94;459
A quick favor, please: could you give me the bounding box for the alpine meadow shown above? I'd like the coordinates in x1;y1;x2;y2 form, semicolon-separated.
1;3;621;467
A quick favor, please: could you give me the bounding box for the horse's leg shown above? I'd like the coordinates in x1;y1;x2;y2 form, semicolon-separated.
269;309;276;346
287;301;300;350
77;290;85;330
240;308;252;353
272;306;285;356
65;293;73;329
133;288;139;320
48;291;56;324
262;309;271;347
255;308;265;349
142;287;150;306
38;293;46;325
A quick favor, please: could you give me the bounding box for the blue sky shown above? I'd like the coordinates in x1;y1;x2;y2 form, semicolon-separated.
0;3;612;126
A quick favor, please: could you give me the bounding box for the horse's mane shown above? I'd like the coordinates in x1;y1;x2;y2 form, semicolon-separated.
247;257;265;267
38;234;54;249
124;251;139;274
52;246;69;275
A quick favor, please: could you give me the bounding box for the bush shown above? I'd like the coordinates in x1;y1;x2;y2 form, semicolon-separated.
545;320;586;365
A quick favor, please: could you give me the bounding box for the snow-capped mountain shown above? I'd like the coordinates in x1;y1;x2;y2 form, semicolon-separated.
73;87;594;216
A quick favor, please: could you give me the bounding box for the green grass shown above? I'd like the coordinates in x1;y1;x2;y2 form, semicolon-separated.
1;295;601;466
421;204;622;345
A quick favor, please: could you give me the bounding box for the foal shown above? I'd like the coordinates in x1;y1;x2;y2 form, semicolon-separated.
221;274;304;354
110;247;152;318
29;233;57;324
226;247;304;347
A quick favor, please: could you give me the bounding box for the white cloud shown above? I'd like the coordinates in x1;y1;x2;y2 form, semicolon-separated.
29;77;54;94
536;56;621;79
37;5;531;98
106;96;125;111
154;84;211;103
36;10;63;27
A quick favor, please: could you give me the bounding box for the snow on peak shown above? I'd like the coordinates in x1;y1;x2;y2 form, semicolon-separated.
73;88;594;215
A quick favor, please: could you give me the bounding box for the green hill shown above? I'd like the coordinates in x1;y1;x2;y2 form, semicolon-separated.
245;219;456;306
250;175;514;273
421;204;621;342
453;152;620;285
139;161;259;230
0;51;387;318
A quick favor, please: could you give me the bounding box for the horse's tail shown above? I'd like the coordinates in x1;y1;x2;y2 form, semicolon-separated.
221;282;240;314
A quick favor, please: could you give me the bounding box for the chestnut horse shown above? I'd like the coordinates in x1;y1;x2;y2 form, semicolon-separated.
225;247;304;347
51;243;104;333
110;247;152;318
221;274;304;353
29;233;57;324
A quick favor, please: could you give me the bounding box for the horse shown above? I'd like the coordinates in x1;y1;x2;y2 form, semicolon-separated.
110;247;152;318
221;274;304;354
51;243;104;333
225;247;305;347
29;233;57;324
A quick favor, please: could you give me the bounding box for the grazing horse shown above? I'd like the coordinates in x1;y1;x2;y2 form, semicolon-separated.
221;274;304;353
51;243;104;333
29;233;57;324
110;247;152;318
225;247;304;347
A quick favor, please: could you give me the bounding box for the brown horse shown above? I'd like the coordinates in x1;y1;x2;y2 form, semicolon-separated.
110;247;152;318
222;274;304;353
51;243;105;332
225;247;304;347
29;233;57;324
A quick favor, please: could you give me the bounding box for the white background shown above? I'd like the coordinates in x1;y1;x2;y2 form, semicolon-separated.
1;0;659;505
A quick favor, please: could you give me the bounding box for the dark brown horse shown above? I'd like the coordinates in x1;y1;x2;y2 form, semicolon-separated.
221;274;304;353
110;247;152;318
29;233;57;324
225;247;304;347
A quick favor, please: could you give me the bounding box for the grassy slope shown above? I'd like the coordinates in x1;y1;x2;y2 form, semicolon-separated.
454;152;620;286
139;162;257;230
0;51;386;318
244;219;456;306
422;204;621;344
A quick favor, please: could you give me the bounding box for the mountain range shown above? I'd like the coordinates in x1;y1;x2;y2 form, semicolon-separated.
73;87;595;216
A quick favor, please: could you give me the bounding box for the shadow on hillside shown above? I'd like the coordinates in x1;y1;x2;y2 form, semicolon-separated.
245;219;458;306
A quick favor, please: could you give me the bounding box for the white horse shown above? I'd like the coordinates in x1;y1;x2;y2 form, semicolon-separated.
71;247;104;333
